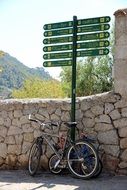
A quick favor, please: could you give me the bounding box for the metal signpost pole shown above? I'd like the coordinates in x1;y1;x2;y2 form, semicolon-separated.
71;16;77;141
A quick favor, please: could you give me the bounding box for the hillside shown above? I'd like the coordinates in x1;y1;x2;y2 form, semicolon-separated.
0;51;51;98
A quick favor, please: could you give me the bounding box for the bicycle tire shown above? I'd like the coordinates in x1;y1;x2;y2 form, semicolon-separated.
93;159;103;178
67;140;99;179
48;154;62;174
28;142;41;176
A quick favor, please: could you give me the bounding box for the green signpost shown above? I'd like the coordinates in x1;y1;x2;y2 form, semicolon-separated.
43;15;111;141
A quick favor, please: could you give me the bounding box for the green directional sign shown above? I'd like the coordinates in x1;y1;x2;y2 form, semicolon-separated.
77;31;110;41
77;24;110;33
43;52;72;60
78;16;111;26
77;40;110;49
44;21;73;30
44;24;110;37
77;48;109;57
43;36;73;44
44;28;73;37
43;44;72;52
43;40;109;52
43;60;72;67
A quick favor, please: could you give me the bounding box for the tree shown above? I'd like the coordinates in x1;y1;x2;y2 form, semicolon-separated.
60;25;114;97
12;78;65;98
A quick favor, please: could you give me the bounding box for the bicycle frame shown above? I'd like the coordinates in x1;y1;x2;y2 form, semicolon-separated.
40;131;68;160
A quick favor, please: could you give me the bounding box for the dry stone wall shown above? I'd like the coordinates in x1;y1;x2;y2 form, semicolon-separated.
0;91;127;175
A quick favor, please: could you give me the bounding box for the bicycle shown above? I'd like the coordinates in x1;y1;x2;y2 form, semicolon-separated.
28;114;100;179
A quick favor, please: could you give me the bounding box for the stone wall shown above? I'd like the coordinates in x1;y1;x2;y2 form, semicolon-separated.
0;91;127;175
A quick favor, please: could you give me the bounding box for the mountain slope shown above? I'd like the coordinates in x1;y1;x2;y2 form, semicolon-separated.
0;51;51;98
0;51;51;88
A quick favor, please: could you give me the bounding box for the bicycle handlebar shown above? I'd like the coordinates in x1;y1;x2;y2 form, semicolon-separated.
28;114;58;127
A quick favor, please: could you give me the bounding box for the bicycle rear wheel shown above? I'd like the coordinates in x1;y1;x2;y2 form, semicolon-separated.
48;154;62;174
28;142;41;176
67;140;99;179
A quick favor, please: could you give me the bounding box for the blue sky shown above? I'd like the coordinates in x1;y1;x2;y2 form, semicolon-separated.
0;0;127;78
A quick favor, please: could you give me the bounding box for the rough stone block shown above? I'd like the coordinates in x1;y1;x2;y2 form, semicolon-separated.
5;136;15;144
14;110;22;118
61;101;71;111
38;110;50;119
12;118;20;126
95;114;111;124
6;155;17;167
15;135;23;145
22;142;31;154
76;110;83;120
84;110;95;118
81;100;91;111
50;114;60;121
8;126;23;135
24;133;34;143
115;99;127;108
103;154;119;171
91;105;104;116
0;136;4;143
0;126;7;137
0;118;4;125
119;161;127;169
0;157;4;166
82;117;95;128
105;103;114;114
18;154;28;168
4;118;11;127
20;115;29;125
100;145;120;157
109;110;121;120
95;123;113;132
8;145;21;155
0;144;7;158
121;107;127;117
97;130;119;145
55;108;61;116
61;111;70;121
118;127;127;137
120;138;127;148
113;118;127;129
121;149;127;161
22;124;33;133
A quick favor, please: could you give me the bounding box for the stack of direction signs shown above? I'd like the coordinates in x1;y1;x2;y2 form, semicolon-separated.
43;16;110;67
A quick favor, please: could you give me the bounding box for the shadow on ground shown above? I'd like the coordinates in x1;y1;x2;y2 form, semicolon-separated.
0;170;127;190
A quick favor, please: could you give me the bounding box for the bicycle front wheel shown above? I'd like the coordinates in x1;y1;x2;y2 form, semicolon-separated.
28;142;41;176
67;140;99;179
